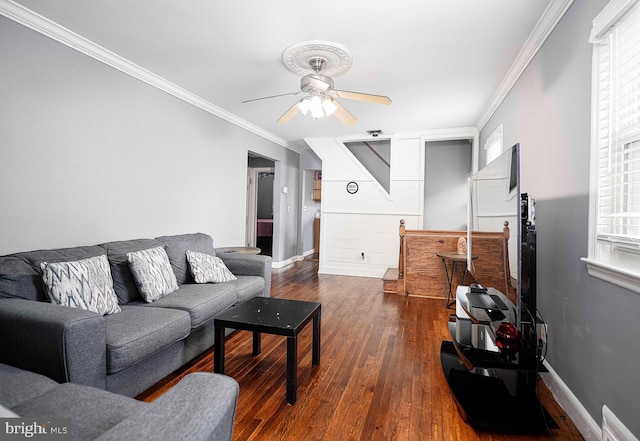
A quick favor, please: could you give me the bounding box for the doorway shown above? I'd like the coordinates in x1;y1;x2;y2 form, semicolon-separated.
247;155;275;256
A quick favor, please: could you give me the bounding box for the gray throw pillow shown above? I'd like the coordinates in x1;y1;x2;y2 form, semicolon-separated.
40;255;121;315
127;246;179;302
186;250;237;283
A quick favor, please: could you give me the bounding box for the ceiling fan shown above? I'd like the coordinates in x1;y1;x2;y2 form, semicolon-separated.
242;41;391;125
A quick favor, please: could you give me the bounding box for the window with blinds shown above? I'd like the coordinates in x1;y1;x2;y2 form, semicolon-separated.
484;124;503;165
585;0;640;291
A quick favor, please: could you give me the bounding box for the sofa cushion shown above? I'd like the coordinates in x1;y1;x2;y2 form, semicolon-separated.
40;255;121;315
127;247;179;302
0;363;59;409
186;250;237;284
224;276;266;304
0;246;105;302
0;256;45;301
156;233;216;284
135;283;237;329
104;305;190;374
97;238;163;304
12;382;145;441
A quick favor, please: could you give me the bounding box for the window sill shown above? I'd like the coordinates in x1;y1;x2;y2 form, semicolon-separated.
581;258;640;294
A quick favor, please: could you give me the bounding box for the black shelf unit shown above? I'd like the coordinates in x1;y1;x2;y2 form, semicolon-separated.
440;284;550;433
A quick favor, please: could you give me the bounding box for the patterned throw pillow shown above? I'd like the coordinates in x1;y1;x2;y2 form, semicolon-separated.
127;246;179;302
40;255;121;315
186;250;237;284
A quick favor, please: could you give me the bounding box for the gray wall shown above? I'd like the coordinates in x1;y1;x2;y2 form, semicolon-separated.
0;16;299;262
423;140;471;230
480;0;640;436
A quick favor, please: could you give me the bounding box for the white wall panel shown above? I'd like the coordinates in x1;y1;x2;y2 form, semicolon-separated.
319;213;420;277
322;180;422;214
391;137;422;180
307;131;470;277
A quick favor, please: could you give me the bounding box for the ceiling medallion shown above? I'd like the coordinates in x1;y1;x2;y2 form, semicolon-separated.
282;40;353;77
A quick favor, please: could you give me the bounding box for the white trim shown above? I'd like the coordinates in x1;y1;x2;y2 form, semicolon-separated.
271;255;303;269
417;126;479;173
0;0;300;153
541;361;601;440
602;405;639;441
477;0;575;130
581;258;640;294
590;0;640;41
337;135;394;202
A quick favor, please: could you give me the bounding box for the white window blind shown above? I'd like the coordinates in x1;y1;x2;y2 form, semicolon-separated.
584;0;640;292
484;124;503;165
595;2;640;251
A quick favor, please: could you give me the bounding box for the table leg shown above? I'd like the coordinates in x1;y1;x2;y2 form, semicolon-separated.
252;331;262;356
312;310;321;366
214;325;225;374
440;258;448;300
286;335;298;405
445;260;456;308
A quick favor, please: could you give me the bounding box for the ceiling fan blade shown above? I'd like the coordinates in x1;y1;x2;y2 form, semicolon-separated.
333;90;392;105
333;100;358;126
277;101;301;123
242;91;300;104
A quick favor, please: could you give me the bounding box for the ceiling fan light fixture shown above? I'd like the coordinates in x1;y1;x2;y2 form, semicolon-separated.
322;97;337;116
297;95;337;119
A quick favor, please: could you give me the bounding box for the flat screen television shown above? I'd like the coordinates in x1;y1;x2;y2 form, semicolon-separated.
467;143;537;347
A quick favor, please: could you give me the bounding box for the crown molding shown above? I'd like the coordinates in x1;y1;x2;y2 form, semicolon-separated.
0;0;297;152
476;0;575;130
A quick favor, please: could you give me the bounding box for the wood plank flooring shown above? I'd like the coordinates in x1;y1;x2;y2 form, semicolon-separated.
137;260;583;441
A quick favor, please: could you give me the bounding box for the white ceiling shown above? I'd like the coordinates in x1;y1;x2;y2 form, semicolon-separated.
8;0;553;149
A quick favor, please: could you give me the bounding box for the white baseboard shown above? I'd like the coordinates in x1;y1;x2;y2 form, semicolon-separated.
541;360;601;440
271;255;303;269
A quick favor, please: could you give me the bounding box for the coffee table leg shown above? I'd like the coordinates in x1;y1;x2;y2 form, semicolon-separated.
286;335;297;405
253;331;262;356
312;310;321;366
214;325;225;374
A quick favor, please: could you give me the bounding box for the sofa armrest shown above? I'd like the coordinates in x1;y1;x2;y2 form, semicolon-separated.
0;298;107;389
218;253;272;298
96;373;239;441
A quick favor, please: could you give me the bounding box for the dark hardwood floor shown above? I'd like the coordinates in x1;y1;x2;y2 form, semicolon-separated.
137;260;583;441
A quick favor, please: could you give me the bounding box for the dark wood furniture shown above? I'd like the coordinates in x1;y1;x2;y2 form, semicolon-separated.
213;297;321;405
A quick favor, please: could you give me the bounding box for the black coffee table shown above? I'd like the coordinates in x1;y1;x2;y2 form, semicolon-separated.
213;296;321;405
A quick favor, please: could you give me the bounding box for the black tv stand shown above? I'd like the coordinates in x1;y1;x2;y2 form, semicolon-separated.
440;286;551;433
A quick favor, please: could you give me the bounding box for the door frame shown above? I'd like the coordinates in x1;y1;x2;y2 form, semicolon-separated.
246;167;274;247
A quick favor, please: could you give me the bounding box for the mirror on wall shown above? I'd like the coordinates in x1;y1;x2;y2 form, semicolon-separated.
468;144;520;293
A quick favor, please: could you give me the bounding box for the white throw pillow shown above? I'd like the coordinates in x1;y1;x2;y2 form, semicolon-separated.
127;246;179;302
186;250;237;283
40;255;121;315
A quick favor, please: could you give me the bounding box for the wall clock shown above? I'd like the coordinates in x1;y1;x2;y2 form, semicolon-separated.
346;181;359;194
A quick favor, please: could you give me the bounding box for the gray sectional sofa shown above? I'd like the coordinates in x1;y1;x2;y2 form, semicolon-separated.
0;362;239;441
0;233;272;398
